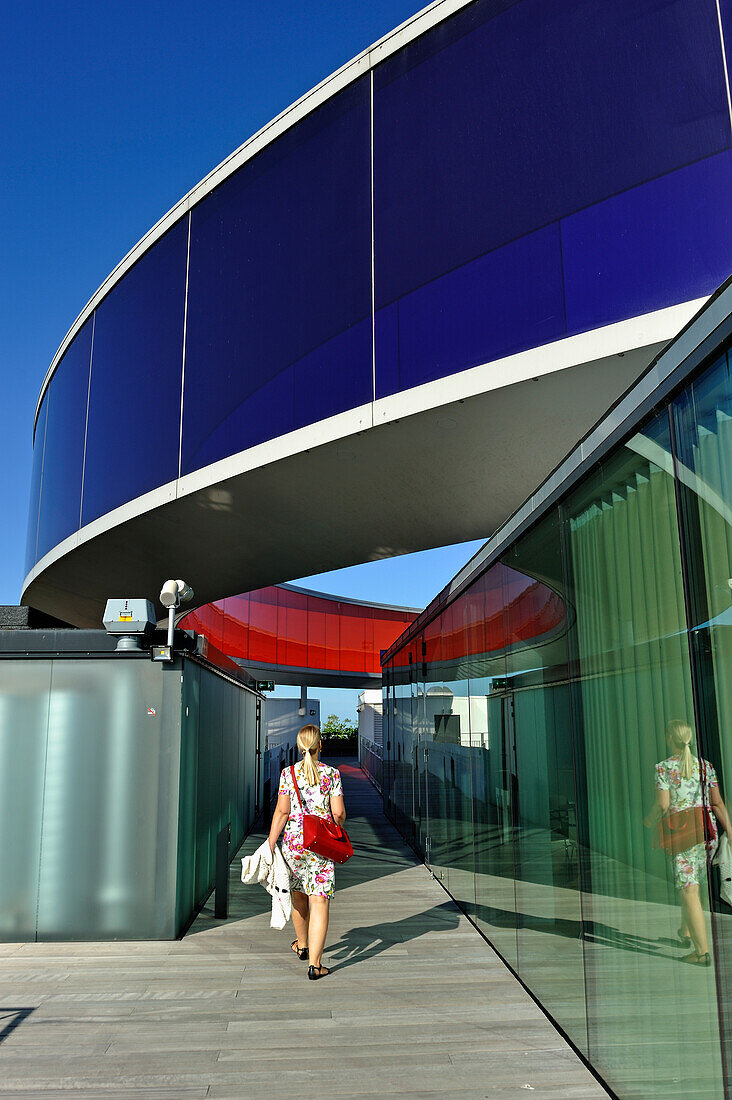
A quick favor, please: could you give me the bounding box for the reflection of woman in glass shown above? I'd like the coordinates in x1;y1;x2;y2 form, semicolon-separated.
646;721;730;966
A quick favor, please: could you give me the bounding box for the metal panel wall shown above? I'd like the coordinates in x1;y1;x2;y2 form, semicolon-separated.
0;654;260;941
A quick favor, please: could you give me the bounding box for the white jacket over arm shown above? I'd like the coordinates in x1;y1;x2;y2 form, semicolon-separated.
714;833;732;907
241;840;292;929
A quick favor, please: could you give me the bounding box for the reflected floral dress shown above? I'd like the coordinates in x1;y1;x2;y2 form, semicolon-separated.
278;762;343;898
655;756;719;889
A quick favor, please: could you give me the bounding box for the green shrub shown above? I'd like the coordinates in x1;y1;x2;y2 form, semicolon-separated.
321;713;358;756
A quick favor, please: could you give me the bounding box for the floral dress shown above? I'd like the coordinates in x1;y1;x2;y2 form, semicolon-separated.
655;755;719;889
278;762;343;898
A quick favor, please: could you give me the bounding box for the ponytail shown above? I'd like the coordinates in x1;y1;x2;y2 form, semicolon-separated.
667;720;695;781
296;724;321;787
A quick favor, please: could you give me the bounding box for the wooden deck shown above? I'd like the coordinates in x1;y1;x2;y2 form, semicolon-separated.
0;761;609;1098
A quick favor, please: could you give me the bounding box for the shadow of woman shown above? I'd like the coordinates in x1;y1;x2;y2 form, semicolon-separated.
326;901;460;971
472;902;676;960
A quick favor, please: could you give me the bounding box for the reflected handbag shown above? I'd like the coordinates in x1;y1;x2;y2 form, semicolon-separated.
655;759;717;856
290;765;353;864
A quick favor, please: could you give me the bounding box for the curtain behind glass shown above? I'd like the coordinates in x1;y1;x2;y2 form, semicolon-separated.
672;349;732;1091
568;439;694;877
563;410;723;1099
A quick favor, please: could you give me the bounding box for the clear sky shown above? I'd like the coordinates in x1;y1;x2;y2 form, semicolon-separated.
1;1;489;718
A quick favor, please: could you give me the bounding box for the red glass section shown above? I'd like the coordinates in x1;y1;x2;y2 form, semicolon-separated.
424;608;442;666
223;592;249;657
182;560;567;679
183;600;225;651
484;563;510;656
504;565;566;653
180;585;418;676
383;559;567;671
325;602;340;669
247;588;279;665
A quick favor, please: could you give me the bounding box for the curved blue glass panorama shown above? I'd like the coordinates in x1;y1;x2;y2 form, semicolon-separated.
27;0;732;574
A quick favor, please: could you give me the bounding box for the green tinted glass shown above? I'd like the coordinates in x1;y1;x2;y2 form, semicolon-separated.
563;410;723;1099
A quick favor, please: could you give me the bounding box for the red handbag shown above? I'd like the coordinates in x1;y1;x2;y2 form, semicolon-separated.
290;765;353;864
655;758;717;856
656;806;715;855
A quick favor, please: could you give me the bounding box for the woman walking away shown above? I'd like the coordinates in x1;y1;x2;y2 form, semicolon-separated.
268;724;346;980
646;720;730;966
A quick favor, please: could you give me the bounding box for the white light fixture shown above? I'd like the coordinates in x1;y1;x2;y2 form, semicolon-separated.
159;579;195;653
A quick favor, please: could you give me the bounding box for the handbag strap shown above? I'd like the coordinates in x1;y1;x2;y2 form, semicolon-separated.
290;764;304;810
700;756;718;847
701;756;711;812
290;762;339;826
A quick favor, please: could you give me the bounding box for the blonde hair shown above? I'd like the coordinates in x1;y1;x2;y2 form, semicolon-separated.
297;724;321;787
667;720;695;781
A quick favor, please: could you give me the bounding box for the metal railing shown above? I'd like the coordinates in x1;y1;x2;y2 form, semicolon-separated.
359;735;383;793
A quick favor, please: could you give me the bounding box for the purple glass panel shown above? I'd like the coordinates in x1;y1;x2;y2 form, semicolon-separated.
376;224;564;396
182;79;371;475
81;220;188;526
562;151;732;335
36;320;93;561
25;393;48;574
374;0;729;396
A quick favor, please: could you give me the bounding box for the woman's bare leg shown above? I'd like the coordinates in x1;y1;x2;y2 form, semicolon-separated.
681;884;709;956
291;890;310;950
308;896;330;969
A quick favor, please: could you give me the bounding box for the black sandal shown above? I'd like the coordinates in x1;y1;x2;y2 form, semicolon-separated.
681;951;711;966
676;928;692;948
291;939;308;961
307;964;330;980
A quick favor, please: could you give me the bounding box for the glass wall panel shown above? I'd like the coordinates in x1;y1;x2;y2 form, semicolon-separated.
443;594;475;911
671;347;732;1076
36;320;92;561
176;662;200;934
373;0;729;398
466;564;518;967
418;599;475;910
408;642;422;851
505;509;587;1053
25;393;48;576
194;666;224;903
278;588;307;669
307;596;327;671
177;661;259;934
340;603;368;675
420;615;442;871
389;644;418;845
81;219;188;526
182;78;371;474
0;662;51;940
562;150;732;335
36;660;174;939
248;589;279;665
562;411;723;1098
383;665;395;813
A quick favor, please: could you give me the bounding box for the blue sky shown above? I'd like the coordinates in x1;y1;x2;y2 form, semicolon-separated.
1;1;488;717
